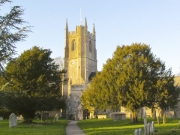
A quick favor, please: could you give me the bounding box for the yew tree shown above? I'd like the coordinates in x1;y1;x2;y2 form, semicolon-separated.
0;0;30;62
0;0;30;81
2;46;66;121
81;43;177;122
0;76;6;110
155;69;178;123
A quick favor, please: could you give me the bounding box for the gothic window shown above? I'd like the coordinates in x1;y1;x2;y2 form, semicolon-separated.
72;40;76;51
89;41;92;53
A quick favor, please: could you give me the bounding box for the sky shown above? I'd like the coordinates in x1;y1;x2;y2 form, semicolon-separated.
1;0;180;75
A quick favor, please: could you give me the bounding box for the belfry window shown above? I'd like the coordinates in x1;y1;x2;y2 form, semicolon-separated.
72;40;76;51
89;41;92;53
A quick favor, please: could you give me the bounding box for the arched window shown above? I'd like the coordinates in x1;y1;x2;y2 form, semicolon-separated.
89;41;92;53
72;40;76;51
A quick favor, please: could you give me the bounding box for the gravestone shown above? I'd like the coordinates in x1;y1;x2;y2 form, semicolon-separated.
54;113;59;122
143;107;147;135
111;112;126;120
134;129;139;135
150;121;154;133
146;123;151;135
0;117;3;120
41;113;45;121
41;112;49;122
134;129;142;135
9;113;17;128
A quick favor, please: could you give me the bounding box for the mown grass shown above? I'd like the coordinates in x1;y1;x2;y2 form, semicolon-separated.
78;118;180;135
0;119;68;135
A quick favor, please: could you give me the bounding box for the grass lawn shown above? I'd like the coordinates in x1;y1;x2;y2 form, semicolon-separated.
78;118;180;135
0;119;68;135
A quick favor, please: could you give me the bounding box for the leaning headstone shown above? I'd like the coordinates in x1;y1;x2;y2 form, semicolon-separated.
0;117;3;120
9;113;17;128
157;116;160;124
134;129;139;135
139;129;142;135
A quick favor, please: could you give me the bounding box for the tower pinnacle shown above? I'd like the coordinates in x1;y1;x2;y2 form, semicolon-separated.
92;23;95;35
66;19;68;30
85;18;87;28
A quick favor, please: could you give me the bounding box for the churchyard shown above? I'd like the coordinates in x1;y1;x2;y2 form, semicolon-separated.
0;116;68;135
78;118;180;135
1;113;180;134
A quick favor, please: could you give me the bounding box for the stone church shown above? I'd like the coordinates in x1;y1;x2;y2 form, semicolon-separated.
61;18;180;121
62;18;97;120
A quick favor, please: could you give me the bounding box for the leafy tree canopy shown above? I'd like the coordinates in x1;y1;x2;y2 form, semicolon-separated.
81;43;178;121
1;46;66;120
0;0;31;81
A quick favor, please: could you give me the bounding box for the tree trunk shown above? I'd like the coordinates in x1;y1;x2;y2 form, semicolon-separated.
132;111;138;122
163;110;166;124
132;111;135;122
140;108;143;121
151;107;156;120
157;107;161;124
157;115;160;124
153;108;156;120
151;107;153;117
130;111;133;122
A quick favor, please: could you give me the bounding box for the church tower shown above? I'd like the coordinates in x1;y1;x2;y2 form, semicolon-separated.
63;18;97;120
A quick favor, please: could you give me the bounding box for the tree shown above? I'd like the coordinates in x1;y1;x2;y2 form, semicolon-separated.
1;46;66;121
155;69;179;123
81;43;178;122
0;0;31;81
0;75;8;112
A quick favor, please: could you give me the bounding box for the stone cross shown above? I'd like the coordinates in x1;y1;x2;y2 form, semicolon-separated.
9;113;17;128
